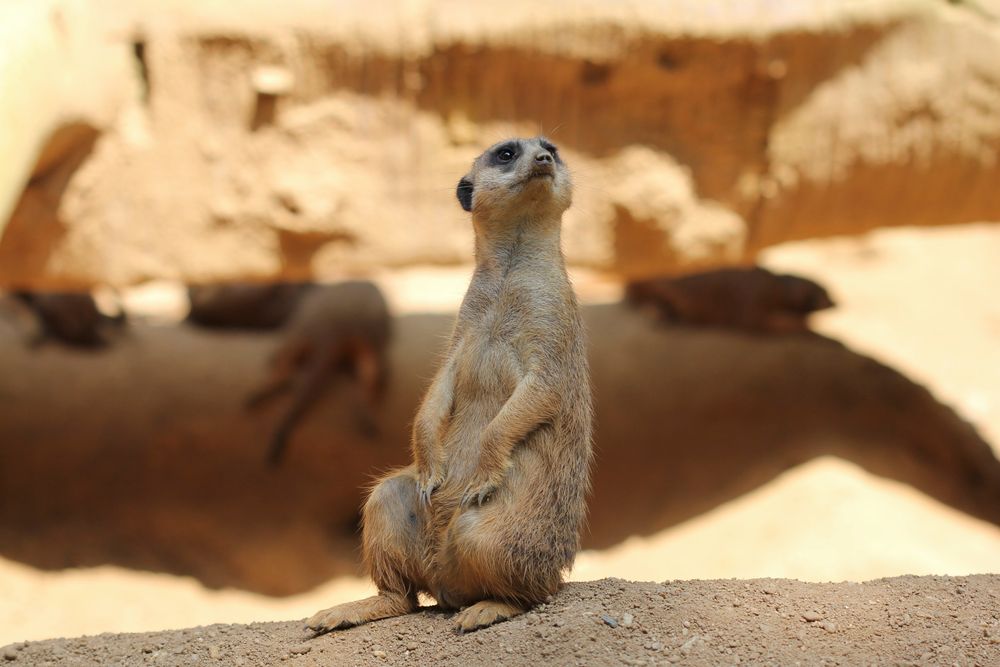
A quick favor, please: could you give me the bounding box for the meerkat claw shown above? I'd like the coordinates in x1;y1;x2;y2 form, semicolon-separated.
418;476;441;506
460;484;494;508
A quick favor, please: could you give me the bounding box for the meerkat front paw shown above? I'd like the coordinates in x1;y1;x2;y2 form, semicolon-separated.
460;482;494;507
417;465;445;505
460;456;512;507
460;474;503;508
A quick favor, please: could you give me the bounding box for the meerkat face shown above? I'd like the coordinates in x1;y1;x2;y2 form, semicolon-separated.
778;275;836;313
456;137;572;222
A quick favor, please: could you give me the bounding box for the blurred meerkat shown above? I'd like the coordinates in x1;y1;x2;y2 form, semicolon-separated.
307;137;592;635
245;281;392;465
625;267;834;333
186;282;310;330
14;290;125;348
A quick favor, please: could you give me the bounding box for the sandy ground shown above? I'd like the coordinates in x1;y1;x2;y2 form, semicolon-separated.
4;576;999;666
1;223;999;649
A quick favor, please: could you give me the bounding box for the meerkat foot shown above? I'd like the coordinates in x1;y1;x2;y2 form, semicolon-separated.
307;592;415;634
453;600;525;633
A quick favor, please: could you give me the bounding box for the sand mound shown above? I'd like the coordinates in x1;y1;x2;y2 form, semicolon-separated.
4;576;998;666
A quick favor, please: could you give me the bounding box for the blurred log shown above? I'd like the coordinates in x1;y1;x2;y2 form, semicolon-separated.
0;303;997;595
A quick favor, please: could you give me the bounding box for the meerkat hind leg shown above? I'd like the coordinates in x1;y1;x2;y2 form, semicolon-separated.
308;469;424;634
453;600;526;633
307;591;415;633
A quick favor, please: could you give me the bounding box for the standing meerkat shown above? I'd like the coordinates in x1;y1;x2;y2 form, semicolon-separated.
244;281;392;465
307;137;593;634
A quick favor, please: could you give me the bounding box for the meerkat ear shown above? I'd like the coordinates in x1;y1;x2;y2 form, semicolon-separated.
456;176;474;212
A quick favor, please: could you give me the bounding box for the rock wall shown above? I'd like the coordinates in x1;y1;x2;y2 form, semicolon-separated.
1;0;999;288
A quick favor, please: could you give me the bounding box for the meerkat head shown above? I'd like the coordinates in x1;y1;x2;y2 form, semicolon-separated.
777;274;836;313
456;137;572;223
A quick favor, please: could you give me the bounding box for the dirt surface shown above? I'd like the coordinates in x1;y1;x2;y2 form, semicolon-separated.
3;576;998;666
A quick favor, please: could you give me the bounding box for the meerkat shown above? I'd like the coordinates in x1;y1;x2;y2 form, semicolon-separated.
14;290;125;348
625;267;835;334
186;282;309;330
306;137;593;634
244;280;392;465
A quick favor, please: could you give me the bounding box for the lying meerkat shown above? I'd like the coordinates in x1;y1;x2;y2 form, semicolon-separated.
625;267;835;333
307;137;593;634
186;282;309;330
244;280;392;465
14;290;125;348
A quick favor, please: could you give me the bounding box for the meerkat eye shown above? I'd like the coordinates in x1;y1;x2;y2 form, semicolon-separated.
497;148;515;162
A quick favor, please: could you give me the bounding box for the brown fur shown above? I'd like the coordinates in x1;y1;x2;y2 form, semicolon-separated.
244;281;391;465
307;137;593;634
15;291;124;348
625;267;835;333
186;282;309;330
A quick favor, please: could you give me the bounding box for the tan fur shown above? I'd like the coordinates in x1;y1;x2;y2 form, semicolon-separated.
625;267;835;334
308;137;593;634
244;281;391;465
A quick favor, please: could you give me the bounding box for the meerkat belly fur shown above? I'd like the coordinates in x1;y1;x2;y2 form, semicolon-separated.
307;137;593;634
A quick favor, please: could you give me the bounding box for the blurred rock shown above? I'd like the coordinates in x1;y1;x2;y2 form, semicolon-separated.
0;0;134;237
1;0;999;287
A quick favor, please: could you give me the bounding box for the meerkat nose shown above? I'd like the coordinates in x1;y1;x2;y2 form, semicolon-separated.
534;151;553;164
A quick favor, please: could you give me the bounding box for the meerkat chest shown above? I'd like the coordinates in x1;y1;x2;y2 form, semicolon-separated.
451;288;541;394
452;323;523;399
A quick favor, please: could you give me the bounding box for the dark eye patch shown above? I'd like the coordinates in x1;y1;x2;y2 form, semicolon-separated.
490;141;520;170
